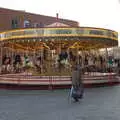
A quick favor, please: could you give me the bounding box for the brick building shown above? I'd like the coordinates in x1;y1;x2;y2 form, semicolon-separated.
0;7;79;32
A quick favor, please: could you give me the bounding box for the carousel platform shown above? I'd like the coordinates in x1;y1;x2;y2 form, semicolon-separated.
0;72;119;90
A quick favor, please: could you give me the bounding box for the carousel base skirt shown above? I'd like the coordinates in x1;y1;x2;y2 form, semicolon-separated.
0;82;119;90
0;73;119;90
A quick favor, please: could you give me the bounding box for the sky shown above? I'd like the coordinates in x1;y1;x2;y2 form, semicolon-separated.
0;0;120;44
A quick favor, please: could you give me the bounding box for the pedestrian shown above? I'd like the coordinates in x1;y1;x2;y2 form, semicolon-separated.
70;64;84;102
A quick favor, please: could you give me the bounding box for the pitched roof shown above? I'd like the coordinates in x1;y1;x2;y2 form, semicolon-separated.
45;22;70;27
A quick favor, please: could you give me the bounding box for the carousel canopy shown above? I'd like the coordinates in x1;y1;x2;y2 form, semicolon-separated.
45;22;70;27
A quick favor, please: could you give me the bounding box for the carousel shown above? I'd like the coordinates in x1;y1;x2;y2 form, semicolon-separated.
0;22;119;90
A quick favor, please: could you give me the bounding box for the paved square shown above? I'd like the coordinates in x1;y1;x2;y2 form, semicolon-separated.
0;86;120;120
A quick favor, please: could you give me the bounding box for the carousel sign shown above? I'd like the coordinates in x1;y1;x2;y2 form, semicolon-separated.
55;29;72;34
0;28;118;41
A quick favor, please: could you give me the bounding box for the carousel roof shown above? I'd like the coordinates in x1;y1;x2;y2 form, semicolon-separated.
45;22;70;27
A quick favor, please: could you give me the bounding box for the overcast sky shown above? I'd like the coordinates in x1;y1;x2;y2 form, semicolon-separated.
0;0;120;44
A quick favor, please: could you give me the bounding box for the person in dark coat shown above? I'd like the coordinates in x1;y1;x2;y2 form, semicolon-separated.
71;64;84;102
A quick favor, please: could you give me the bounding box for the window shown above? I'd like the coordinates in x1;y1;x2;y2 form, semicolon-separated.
11;19;18;29
24;20;31;28
39;22;44;28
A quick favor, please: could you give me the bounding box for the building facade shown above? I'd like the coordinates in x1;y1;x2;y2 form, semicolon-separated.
0;7;79;32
